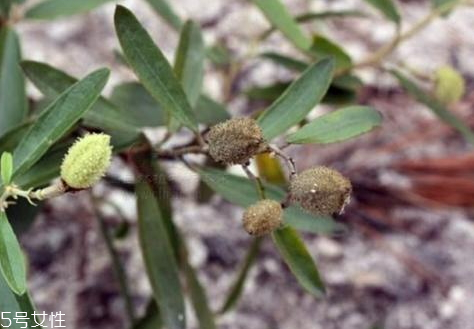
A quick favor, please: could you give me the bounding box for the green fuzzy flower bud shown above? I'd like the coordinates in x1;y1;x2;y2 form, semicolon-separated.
434;66;465;105
60;133;112;189
243;199;282;236
290;166;351;216
207;118;268;164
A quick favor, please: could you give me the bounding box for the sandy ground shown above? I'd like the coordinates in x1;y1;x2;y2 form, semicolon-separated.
11;0;474;328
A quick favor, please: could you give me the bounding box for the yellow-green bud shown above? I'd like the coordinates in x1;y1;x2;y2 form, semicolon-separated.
60;133;112;189
290;166;351;216
434;66;465;105
243;199;282;236
207;118;268;164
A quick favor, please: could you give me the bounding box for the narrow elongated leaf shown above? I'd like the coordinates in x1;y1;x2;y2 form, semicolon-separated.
145;0;183;31
260;52;308;71
110;82;166;127
132;302;162;329
393;70;474;145
253;0;311;51
272;226;325;296
310;35;352;70
183;260;216;329
219;237;262;314
1;152;12;185
114;6;198;131
198;167;342;234
25;0;112;19
0;212;26;295
12;68;110;177
174;20;205;107
287;106;382;144
363;0;400;24
431;0;457;9
0;276;37;329
0;28;27;137
257;58;334;140
0;122;31;154
194;95;230;125
21;61;138;133
136;180;186;329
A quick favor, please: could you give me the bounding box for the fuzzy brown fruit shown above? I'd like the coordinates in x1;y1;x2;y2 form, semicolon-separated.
290;166;351;216
207;118;268;164
243;199;282;236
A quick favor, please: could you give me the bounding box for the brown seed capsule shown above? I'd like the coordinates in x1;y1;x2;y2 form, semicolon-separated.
290;166;351;216
207;118;268;164
243;199;282;236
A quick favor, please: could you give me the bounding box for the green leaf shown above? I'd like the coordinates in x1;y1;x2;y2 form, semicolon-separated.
136;180;186;329
183;260;216;329
257;58;334;140
206;43;231;66
0;212;26;295
287;106;382;144
194;95;230;125
114;5;198;131
310;35;352;70
363;0;400;24
132;301;162;329
0;28;27;138
252;0;311;51
21;61;138;134
174;20;205;108
145;0;183;31
219;237;262;314
0;276;37;329
110;82;167;127
272;226;325;296
198;167;343;235
431;0;457;9
1;152;12;185
260;52;308;71
393;69;474;145
12;68;110;177
245;81;290;101
0;122;31;154
25;0;113;19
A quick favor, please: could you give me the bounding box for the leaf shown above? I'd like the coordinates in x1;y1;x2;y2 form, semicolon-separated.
145;0;183;31
255;153;287;185
257;58;335;140
132;301;162;329
183;260;216;329
287;106;382;144
206;43;231;66
272;226;325;296
0;28;27;138
136;180;186;329
0;212;26;295
219;237;262;314
1;152;12;185
431;0;457;9
245;81;289;101
194;95;230;125
12;68;110;177
310;35;352;70
25;0;113;19
114;5;198;131
174;20;205;108
0;122;31;154
260;52;308;72
393;69;474;145
252;0;311;51
110;82;167;127
0;276;37;329
363;0;400;24
198;167;343;235
21;61;138;134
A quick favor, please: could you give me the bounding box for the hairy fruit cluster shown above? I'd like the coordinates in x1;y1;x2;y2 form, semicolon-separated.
207;118;268;164
243;199;282;236
60;133;112;189
290;166;351;216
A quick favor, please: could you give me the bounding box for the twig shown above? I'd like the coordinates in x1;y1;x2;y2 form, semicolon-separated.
241;163;266;199
269;144;297;180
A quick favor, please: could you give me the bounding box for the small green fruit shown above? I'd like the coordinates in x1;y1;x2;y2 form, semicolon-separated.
60;133;112;189
290;166;351;216
434;65;465;105
207;118;268;164
243;199;282;236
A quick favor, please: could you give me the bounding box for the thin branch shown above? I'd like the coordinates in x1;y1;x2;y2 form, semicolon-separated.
269;144;297;180
241;163;266;199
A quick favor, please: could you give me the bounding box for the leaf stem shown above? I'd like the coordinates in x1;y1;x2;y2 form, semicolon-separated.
241;164;266;200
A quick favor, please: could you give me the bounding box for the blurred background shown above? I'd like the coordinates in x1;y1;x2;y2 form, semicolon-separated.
10;0;474;328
